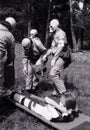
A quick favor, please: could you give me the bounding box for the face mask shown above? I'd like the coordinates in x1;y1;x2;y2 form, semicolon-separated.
49;25;55;33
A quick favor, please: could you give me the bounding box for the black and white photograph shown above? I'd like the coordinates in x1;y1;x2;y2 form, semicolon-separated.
0;0;90;130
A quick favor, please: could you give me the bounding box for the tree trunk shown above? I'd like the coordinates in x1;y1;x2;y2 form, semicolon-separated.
77;27;84;50
0;1;1;8
69;0;77;51
45;0;52;48
77;0;85;50
71;27;78;51
28;19;31;37
28;0;32;37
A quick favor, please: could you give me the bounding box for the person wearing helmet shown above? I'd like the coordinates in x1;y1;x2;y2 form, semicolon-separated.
5;17;16;29
0;17;16;95
43;19;68;96
22;29;46;93
30;29;38;39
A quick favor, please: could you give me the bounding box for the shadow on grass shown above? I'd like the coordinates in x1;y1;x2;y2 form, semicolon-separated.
0;96;16;123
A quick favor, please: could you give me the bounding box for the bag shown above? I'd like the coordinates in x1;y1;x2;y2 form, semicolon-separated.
61;44;71;60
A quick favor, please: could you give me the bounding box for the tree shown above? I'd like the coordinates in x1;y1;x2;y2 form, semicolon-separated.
69;0;77;50
44;0;71;48
27;0;32;37
69;0;90;51
45;0;52;48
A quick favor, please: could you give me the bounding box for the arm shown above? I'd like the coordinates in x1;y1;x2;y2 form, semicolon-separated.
50;40;64;66
30;94;45;102
22;58;28;70
42;49;52;61
45;97;67;113
42;40;56;61
6;36;15;65
30;94;46;106
34;38;52;62
6;44;15;65
52;40;64;62
22;47;29;75
52;31;67;63
34;38;46;54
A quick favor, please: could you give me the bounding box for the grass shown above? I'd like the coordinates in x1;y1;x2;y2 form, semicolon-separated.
0;43;90;130
64;51;90;116
0;43;56;130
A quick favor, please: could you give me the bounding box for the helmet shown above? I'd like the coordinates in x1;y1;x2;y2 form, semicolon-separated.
49;19;59;33
30;29;38;35
22;38;31;48
30;29;38;38
5;17;16;29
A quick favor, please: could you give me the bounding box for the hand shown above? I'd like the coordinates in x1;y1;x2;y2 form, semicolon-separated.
42;55;47;62
51;59;56;66
45;97;51;104
36;58;42;66
23;67;28;75
45;96;49;103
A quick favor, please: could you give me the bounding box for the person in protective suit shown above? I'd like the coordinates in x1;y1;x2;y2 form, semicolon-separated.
22;29;46;93
43;19;69;96
0;17;16;95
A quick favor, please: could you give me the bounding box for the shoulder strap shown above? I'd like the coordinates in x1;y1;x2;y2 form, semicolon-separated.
28;37;33;46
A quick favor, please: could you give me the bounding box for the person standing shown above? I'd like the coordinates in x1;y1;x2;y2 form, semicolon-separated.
0;17;16;95
43;19;68;96
22;29;46;92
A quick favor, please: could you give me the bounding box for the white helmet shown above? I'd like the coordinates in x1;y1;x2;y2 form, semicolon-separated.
22;38;31;48
5;17;16;29
30;29;38;38
49;19;59;33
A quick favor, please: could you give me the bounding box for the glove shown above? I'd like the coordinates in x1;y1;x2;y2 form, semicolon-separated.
42;56;48;65
45;96;53;104
36;58;42;66
51;59;56;66
23;67;28;75
42;55;47;62
44;97;50;103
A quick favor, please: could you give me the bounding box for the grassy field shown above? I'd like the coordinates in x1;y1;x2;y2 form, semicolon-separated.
64;51;90;116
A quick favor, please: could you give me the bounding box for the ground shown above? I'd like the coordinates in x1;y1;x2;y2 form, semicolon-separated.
64;51;90;116
0;43;58;130
0;43;90;130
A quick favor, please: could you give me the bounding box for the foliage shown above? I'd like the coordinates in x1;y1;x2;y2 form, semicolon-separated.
50;0;72;46
0;0;70;42
0;6;28;41
0;0;90;45
72;1;90;29
69;0;90;50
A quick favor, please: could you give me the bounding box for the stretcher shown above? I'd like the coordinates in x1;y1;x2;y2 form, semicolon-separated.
8;93;90;130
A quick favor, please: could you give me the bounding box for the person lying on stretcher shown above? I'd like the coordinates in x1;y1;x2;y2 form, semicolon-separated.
11;91;78;122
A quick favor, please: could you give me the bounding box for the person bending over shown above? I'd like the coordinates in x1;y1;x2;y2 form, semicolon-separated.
22;29;46;92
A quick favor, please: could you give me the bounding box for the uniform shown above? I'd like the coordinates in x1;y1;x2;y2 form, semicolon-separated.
22;37;46;90
0;21;15;92
49;28;67;94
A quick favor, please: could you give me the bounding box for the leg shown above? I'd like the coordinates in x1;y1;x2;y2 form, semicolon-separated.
31;58;43;89
0;54;7;95
0;58;4;90
25;63;33;90
50;58;66;94
4;61;15;88
32;74;39;89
